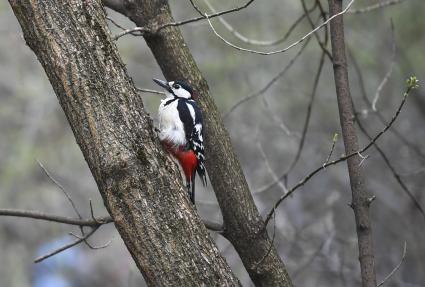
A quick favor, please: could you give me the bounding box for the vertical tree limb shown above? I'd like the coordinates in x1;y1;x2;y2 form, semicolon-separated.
8;0;240;285
327;0;377;286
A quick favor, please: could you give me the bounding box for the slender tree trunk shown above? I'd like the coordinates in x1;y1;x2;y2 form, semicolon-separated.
8;0;241;285
328;1;377;286
102;1;293;286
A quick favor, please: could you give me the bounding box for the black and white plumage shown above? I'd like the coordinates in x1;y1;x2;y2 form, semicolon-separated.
153;78;206;203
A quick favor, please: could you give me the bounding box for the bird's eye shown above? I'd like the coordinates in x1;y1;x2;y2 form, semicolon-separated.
173;84;181;89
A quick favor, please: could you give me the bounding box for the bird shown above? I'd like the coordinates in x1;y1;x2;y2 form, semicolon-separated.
153;78;207;203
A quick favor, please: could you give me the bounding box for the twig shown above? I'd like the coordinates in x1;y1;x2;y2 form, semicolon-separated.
301;0;333;60
106;16;142;36
34;227;99;263
357;151;369;167
349;0;407;14
0;208;223;233
292;236;328;279
254;51;326;193
349;48;425;163
261;94;297;138
355;114;425;221
200;0;318;47
135;87;166;96
113;0;256;40
0;208;112;226
69;231;112;249
156;0;255;32
113;27;150;41
223;33;313;119
262;78;418;228
372;21;396;111
251;208;277;269
205;0;355;55
37;160;83;219
377;241;407;286
323;133;339;168
256;138;288;194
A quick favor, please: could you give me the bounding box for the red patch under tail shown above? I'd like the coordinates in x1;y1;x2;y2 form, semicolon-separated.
162;141;198;203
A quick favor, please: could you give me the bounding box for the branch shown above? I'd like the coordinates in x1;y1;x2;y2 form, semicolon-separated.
349;48;425;163
112;0;256;40
34;226;99;263
199;0;318;47
223;32;313;119
348;0;408;14
135;87;166;96
372;21;396;111
0;208;112;226
204;0;355;55
355;113;425;222
254;50;326;193
301;0;333;60
324;133;339;167
263;77;418;228
377;241;407;287
37;160;83;219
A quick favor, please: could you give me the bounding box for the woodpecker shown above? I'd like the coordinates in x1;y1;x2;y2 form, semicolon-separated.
153;78;206;203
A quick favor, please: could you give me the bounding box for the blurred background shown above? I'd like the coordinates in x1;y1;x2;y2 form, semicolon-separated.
1;0;424;286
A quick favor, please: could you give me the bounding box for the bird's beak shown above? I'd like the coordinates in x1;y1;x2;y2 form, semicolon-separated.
153;78;172;93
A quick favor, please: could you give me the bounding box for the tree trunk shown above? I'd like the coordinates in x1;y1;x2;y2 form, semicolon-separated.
8;0;241;285
103;1;293;286
327;1;377;286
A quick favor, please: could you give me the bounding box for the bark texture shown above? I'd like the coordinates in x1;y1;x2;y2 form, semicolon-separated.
103;1;293;286
328;1;377;286
9;0;241;285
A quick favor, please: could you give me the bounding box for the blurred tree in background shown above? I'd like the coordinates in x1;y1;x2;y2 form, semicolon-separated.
0;0;424;286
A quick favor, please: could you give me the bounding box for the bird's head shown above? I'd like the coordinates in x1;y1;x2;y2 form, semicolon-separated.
153;78;195;100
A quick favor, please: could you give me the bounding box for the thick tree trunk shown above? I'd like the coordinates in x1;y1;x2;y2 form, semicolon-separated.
8;0;240;285
328;1;377;286
103;1;293;286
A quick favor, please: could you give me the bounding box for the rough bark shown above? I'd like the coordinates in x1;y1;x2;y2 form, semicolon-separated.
8;0;241;285
103;1;293;286
328;1;377;286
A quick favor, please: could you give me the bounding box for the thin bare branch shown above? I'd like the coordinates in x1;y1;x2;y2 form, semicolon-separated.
251;208;277;270
348;0;407;14
37;160;83;219
377;241;407;287
113;0;256;40
349;48;425;163
355;115;425;221
301;0;333;60
113;26;150;40
0;208;112;226
34;227;99;263
256;138;288;194
372;21;396;111
261;95;297;138
106;16;142;36
255;51;326;193
223;34;313;119
135;87;166;96
324;133;339;167
69;231;112;249
292;236;329;279
205;0;355;55
200;0;318;46
263;80;417;228
0;207;223;234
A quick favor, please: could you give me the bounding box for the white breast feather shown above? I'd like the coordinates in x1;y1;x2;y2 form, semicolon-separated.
158;97;186;146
